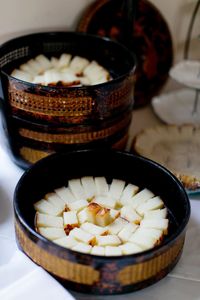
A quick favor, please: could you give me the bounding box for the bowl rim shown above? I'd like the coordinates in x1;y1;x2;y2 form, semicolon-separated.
0;31;137;90
14;149;190;260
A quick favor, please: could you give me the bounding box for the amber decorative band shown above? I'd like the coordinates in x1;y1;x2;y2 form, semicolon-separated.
9;82;132;117
19;147;52;164
19;133;128;164
15;221;100;285
118;237;184;285
18;117;130;144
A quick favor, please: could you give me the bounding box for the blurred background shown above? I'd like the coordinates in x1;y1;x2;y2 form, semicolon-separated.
0;0;199;63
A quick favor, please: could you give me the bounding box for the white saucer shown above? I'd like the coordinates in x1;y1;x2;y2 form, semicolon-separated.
169;60;200;89
152;88;200;125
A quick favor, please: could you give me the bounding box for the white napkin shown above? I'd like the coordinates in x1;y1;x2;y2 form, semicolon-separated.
169;199;200;281
0;250;75;300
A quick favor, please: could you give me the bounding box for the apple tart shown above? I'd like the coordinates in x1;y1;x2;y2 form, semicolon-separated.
133;125;200;191
11;54;110;86
34;177;169;256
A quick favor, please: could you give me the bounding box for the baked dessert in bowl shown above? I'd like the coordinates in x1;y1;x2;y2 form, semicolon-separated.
14;149;190;294
0;32;136;168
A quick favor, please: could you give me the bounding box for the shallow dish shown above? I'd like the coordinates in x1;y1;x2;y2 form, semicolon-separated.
14;149;190;294
0;32;136;168
169;60;200;89
132;125;200;191
152;88;200;125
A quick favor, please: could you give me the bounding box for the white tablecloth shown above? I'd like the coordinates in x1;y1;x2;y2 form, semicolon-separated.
0;107;200;300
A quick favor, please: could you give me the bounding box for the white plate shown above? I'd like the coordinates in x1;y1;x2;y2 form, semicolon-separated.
152;88;200;125
169;60;200;89
133;124;200;191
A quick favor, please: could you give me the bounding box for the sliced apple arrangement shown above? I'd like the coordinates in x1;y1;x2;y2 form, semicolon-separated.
11;54;111;86
34;177;169;256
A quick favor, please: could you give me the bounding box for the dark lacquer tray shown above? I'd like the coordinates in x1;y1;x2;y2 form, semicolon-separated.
77;0;173;108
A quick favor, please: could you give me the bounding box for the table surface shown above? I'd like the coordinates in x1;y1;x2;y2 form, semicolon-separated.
0;105;200;300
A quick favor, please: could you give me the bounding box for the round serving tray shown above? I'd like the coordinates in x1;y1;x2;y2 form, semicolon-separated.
77;0;173;108
132;124;200;191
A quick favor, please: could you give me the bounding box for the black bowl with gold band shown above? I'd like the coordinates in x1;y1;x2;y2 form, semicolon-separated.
14;149;190;295
0;32;136;169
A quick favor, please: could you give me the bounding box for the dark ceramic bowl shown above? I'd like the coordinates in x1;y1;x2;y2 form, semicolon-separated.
14;149;190;295
0;32;136;168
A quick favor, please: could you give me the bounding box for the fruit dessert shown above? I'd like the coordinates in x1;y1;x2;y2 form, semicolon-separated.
11;54;111;86
34;177;169;256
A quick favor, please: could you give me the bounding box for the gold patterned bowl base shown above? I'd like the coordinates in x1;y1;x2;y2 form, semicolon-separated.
15;217;185;294
14;150;190;294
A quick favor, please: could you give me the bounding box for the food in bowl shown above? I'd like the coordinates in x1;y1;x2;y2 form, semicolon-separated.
0;32;136;169
14;149;190;294
11;54;111;86
34;176;169;256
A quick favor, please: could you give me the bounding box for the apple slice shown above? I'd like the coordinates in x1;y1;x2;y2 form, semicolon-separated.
68;178;86;200
144;208;167;219
19;62;37;75
119;183;139;205
77;207;90;224
54;236;78;249
110;209;120;220
69;227;96;245
118;223;138;242
120;242;143;255
54;187;76;204
91;246;105;256
69;56;89;73
136;196;164;216
45;192;65;211
51;57;59;68
140;219;169;234
34;199;61;216
107;217;128;235
57;53;72;69
129;227;163;249
81;222;108;236
27;59;43;75
130;188;155;209
80;77;91;85
86;202;101;223
67;199;88;212
19;59;39;75
96;235;121;246
11;69;33;82
35;54;51;72
94;196;116;209
94;177;109;196
136;228;163;243
95;207;112;227
72;242;92;254
37;227;66;240
120;205;142;224
108;179;126;200
81;176;96;200
129;232;155;250
63;211;78;233
32;75;45;84
35;212;63;228
83;61;110;85
105;246;122;256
